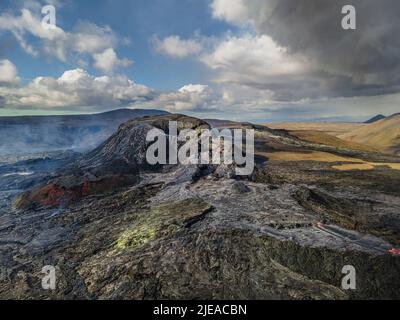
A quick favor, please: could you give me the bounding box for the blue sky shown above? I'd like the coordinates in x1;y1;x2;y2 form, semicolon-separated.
0;0;400;121
0;0;233;89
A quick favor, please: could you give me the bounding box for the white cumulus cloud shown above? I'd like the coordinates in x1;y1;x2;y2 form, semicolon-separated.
153;35;203;58
211;0;250;25
0;60;20;84
202;34;309;80
155;84;217;112
93;48;133;74
200;34;316;101
0;69;153;109
0;7;131;73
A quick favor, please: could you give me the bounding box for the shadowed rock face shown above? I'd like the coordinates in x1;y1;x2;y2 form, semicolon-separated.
75;114;209;175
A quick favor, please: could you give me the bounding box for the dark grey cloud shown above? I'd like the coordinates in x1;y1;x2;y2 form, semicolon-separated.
251;0;400;97
0;96;5;107
213;0;400;100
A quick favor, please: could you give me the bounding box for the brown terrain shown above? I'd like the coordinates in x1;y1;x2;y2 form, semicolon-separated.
339;114;400;155
264;122;364;136
265;114;400;156
0;114;399;300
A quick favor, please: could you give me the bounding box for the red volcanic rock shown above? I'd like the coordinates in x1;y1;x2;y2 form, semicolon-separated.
31;183;71;208
389;248;400;255
15;175;138;210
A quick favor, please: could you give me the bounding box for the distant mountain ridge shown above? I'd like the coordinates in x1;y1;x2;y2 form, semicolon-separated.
0;108;169;155
364;114;386;124
0;108;167;123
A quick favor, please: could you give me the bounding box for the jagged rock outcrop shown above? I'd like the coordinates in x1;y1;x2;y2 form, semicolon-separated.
74;114;209;176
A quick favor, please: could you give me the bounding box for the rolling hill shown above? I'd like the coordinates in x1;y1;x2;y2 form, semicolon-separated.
288;130;378;153
364;114;386;124
340;113;400;155
264;122;364;136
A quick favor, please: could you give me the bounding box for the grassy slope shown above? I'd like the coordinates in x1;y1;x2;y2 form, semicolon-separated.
339;114;400;154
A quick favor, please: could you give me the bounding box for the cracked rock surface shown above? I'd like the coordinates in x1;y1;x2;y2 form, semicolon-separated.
0;115;399;300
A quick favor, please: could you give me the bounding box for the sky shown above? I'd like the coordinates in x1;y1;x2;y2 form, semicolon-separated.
0;0;400;122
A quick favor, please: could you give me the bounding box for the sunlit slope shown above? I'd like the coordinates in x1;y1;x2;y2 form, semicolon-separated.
289;130;378;153
339;114;400;154
264;122;364;136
